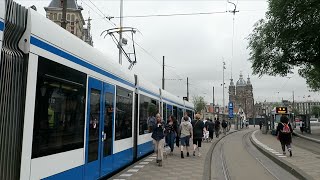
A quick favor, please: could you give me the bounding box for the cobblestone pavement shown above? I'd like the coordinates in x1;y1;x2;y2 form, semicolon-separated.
110;129;235;180
253;130;320;180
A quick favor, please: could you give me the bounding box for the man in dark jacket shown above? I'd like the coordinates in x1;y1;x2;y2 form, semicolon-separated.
205;119;214;142
214;118;221;138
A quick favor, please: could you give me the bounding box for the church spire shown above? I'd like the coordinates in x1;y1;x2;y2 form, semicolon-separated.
247;75;251;85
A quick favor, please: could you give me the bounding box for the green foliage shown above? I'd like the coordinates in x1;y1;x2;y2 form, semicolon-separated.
311;106;320;118
192;95;207;113
247;0;320;91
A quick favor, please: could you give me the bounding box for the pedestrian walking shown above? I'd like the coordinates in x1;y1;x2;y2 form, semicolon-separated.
179;116;193;158
299;120;305;134
276;115;293;157
205;119;214;142
221;119;228;135
173;116;180;147
203;118;209;142
151;113;165;166
214;118;221;138
259;120;263;130
165;115;177;155
191;114;206;157
181;111;192;123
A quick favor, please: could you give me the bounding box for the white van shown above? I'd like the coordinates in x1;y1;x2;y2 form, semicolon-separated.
310;118;319;124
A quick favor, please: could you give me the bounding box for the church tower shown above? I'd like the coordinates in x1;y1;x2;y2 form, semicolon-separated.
245;76;254;118
229;72;255;119
229;78;235;105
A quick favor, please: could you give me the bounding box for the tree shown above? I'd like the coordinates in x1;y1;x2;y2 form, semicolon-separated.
311;106;320;118
247;0;320;91
192;95;207;114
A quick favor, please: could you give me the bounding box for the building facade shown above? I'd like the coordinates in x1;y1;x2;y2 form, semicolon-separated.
229;73;254;118
44;0;93;46
294;101;320;115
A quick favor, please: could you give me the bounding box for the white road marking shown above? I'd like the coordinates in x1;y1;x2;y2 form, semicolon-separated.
144;159;154;161
149;156;157;159
139;162;149;165
128;169;139;172
134;165;145;168
120;174;132;177
278;156;286;158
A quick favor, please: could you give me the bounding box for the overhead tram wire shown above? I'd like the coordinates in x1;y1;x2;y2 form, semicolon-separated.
80;0;116;26
80;0;205;86
81;0;164;66
111;11;228;19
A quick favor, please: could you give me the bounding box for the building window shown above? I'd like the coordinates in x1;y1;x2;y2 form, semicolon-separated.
67;14;70;21
32;57;87;158
71;14;75;22
53;13;57;21
139;94;159;135
58;14;62;21
115;86;133;140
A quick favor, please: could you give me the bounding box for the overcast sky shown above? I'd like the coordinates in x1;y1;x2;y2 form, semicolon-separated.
17;0;320;105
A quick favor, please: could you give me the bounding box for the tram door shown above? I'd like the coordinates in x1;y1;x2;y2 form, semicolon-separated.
85;78;115;179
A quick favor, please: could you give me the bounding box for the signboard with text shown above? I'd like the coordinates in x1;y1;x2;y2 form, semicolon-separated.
228;102;234;118
276;107;288;114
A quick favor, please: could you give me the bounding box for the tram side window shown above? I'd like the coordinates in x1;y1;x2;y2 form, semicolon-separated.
32;57;86;158
115;86;133;140
173;106;178;120
178;108;183;123
163;103;167;122
139;94;159;135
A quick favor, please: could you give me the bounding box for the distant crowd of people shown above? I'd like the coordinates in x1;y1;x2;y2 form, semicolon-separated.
151;112;230;167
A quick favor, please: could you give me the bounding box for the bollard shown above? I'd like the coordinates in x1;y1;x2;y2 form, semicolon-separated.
262;125;267;134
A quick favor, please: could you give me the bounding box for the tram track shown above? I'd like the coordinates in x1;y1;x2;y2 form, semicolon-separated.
220;140;231;180
242;131;281;180
210;129;296;180
205;130;236;180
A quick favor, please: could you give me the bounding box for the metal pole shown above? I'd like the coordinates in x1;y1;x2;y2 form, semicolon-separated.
162;56;165;90
119;0;123;65
212;86;215;106
187;77;189;101
61;0;67;29
223;62;225;115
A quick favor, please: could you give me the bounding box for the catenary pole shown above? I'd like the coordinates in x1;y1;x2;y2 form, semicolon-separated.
162;56;165;89
61;0;67;29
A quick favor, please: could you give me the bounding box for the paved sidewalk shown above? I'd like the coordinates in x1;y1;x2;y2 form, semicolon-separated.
252;130;320;180
110;129;236;180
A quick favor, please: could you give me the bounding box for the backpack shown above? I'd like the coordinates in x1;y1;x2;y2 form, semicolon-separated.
282;123;290;133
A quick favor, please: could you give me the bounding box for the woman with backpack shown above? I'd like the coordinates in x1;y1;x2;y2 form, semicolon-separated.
276;115;293;157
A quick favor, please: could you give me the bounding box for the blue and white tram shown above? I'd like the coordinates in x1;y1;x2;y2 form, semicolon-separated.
0;1;194;180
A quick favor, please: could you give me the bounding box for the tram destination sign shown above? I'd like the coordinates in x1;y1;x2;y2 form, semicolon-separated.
276;107;288;114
